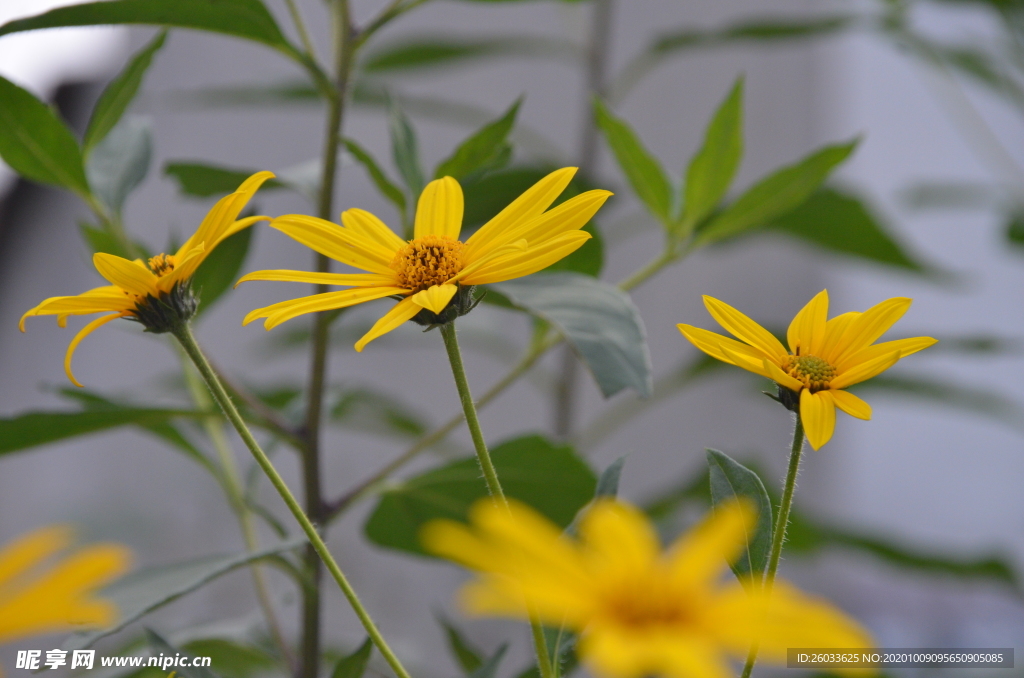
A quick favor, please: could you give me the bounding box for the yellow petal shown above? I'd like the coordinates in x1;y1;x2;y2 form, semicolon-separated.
835;336;937;373
414;176;464;240
829;297;912;363
800;389;836;450
579;625;732;678
236;270;397;288
831;389;872;420
459;230;591;285
464;167;577;260
702;296;788;361
64;313;126;387
481;189;612;254
20;287;134;331
0;526;72;585
578;501;660;578
342;208;406;252
411;284;458;314
677;324;776;367
244;287;406;330
158;244;206;291
819;311;860;360
213;214;271;248
786;289;828;355
354;296;422;351
176;171;275;257
93;253;158;297
669;499;755;589
829;351;900;390
716;345;773;379
763;359;805;392
269;214;395;274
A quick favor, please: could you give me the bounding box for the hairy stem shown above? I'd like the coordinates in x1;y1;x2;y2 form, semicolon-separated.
172;322;413;678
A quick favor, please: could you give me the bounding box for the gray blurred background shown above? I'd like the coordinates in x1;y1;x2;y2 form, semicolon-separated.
0;0;1022;675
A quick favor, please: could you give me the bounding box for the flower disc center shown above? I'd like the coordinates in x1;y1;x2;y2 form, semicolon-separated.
391;235;465;292
784;354;836;392
148;254;175;276
603;580;690;630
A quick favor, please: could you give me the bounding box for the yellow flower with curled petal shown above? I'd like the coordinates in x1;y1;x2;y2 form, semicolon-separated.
677;290;937;450
0;526;130;656
423;498;872;678
239;168;612;351
20;172;275;386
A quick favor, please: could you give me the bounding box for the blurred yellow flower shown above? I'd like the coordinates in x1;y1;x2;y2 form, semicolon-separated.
0;526;130;650
423;498;871;678
677;290;937;449
20;172;275;386
239;168;611;351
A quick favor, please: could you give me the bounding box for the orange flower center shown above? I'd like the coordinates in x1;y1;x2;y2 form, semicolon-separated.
784;354;836;392
603;584;691;630
390;235;465;292
148;253;175;276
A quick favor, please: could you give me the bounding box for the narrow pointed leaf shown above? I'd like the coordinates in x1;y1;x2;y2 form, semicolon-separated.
164;161;284;197
344;138;407;216
363;36;579;73
705;449;773;579
469;646;507;678
434;98;521;180
437;614;483;674
86;115;152;215
331;639;373;678
682;78;743;229
389;102;424;200
596;457;626;498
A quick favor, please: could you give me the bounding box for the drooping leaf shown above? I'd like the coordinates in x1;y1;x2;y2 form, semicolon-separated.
705;449;773;579
365;435;597;557
766;187;928;272
84;31;167;152
344;138;407;217
86;116;152;215
164;161;285;198
145;630;218;678
64;537;307;650
389;101;425;203
330;387;429;439
0;0;299;58
0;75;90;197
492;273;652;398
436;614;483;674
331;638;373;678
681;78;743;230
595;458;626;498
434;99;521;180
594;99;673;224
362;36;578;74
695;141;857;247
192;226;254;315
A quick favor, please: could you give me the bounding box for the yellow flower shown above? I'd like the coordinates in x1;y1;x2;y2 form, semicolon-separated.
20;172;275;386
677;290;937;449
0;526;130;648
423;498;871;678
239;168;612;351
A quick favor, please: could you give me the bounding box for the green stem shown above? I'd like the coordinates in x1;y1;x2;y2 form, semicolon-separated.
172;322;413;678
283;0;319;63
439;322;555;678
738;415;805;678
617;247;677;292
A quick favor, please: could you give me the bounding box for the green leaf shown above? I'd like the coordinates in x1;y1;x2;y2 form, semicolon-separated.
180;639;276;678
766;187;927;272
435;99;521;181
682;78;743;230
145;630;218;678
437;614;483;674
652;17;854;55
191;226;254;315
492;272;652;398
164;161;284;198
330;387;429;439
331;639;373;678
362;36;578;74
593;99;673;224
596;458;626;498
84;31;166;152
1005;209;1024;252
695;141;857;247
64;537;307;650
468;646;506;678
0;0;298;57
86;115;152;215
0;75;90;197
705;449;773;579
0;407;207;457
344;138;407;217
389;101;425;202
80;222;134;259
365;434;596;557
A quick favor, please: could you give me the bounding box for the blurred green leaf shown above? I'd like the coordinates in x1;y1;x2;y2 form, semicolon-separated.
363;36;578;73
84;31;166;152
652;16;854;55
695;141;857;247
389;101;425;204
926;333;1020;354
468;646;507;678
767;187;927;272
437;614;483;674
331;638;373;678
365;434;597;557
493;273;652;398
0;75;90;197
65;536;307;650
681;78;744;231
594;99;673;224
164;161;284;198
596;458;626;498
145;630;219;678
0;0;299;58
192;226;254;315
86;116;152;215
181;639;277;678
344;138;407;218
330;387;429;439
1006;209;1024;251
901;181;997;210
435;98;521;181
80;221;136;259
706;449;773;579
